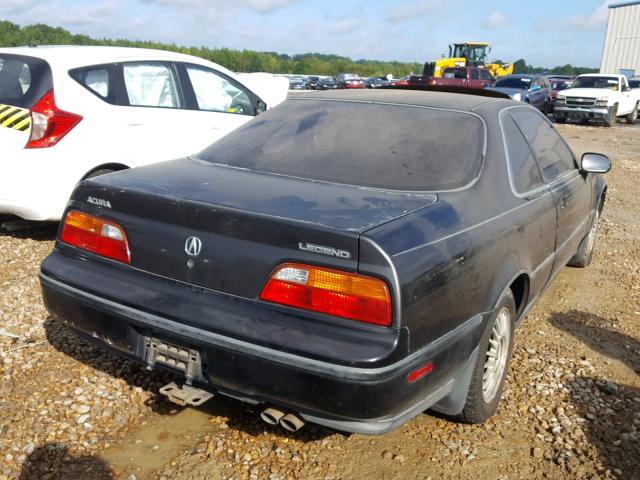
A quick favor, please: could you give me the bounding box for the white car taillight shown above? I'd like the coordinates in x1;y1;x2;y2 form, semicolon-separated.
26;89;82;149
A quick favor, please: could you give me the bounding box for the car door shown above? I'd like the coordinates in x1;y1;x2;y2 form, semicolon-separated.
107;61;204;166
177;63;258;153
468;69;481;88
620;78;635;114
511;108;592;274
501;110;556;296
528;78;544;110
480;69;494;88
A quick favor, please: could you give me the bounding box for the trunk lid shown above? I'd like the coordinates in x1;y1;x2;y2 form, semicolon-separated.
72;158;437;299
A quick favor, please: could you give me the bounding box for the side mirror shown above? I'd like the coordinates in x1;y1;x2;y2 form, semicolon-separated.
623;85;631;92
581;153;611;173
256;100;267;115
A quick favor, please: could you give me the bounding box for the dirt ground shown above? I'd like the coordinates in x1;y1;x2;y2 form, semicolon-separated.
1;122;639;480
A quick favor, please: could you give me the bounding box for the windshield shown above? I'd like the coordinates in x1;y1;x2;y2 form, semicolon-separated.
550;81;570;90
494;77;531;89
572;76;620;90
197;99;485;191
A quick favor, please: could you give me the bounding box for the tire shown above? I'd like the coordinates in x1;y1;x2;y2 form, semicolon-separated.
454;289;516;424
568;209;600;268
626;104;638;124
605;105;618;127
554;116;566;124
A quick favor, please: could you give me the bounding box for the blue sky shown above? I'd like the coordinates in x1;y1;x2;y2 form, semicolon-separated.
1;0;615;67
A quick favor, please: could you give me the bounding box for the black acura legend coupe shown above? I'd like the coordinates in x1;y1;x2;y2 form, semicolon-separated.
40;90;610;434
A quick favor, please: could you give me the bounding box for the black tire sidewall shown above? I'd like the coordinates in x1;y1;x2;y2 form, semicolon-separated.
459;289;516;423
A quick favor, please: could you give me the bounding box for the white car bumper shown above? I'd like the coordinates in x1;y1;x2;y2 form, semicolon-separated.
0;152;81;221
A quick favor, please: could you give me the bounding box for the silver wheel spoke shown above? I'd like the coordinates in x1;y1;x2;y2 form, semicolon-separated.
482;307;511;403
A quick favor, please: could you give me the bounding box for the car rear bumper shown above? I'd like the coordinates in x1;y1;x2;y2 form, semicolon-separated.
554;105;610;120
39;250;485;434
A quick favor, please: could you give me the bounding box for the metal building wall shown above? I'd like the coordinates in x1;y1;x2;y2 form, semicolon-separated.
600;1;640;75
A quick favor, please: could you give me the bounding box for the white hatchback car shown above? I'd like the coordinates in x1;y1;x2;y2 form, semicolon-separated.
0;46;288;221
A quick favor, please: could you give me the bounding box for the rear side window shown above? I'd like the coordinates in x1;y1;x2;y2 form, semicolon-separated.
443;68;466;80
123;63;181;108
511;109;576;181
0;54;52;108
70;66;110;99
502;113;544;194
198;100;485;191
471;70;479;80
481;70;492;81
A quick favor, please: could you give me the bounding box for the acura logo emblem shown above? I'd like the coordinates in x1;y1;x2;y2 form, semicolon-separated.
185;236;202;257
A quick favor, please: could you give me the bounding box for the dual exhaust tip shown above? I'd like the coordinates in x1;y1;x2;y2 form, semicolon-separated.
260;407;305;432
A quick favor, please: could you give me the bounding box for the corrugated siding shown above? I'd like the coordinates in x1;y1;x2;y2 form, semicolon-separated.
601;4;640;75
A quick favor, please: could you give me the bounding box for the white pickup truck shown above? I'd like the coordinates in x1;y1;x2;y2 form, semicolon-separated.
553;74;640;127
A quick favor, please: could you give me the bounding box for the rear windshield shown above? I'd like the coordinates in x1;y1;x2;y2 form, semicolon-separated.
197;99;485;191
0;54;52;108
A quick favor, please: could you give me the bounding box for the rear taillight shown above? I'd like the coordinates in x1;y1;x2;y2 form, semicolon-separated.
26;89;82;149
60;210;130;264
260;263;392;327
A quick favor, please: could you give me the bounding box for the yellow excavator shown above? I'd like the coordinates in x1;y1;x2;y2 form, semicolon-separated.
423;42;513;79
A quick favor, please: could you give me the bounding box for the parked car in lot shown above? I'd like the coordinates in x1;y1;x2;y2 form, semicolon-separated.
305;76;320;90
364;77;386;88
548;78;574;105
554;74;640;127
547;77;574;114
40;89;610;434
486;74;552;113
315;77;337;90
409;66;493;89
0;45;288;221
336;73;364;89
288;76;307;90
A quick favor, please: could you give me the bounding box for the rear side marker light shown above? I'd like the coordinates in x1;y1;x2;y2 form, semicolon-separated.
407;362;433;384
60;210;130;264
26;89;82;149
260;263;392;327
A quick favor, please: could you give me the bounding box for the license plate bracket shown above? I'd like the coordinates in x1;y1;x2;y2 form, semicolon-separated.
144;337;204;385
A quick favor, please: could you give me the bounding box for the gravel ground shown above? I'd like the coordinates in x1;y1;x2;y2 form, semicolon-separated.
0;123;638;480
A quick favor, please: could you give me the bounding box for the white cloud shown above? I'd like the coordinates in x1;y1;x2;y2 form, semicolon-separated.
0;0;46;15
387;0;441;23
326;17;363;35
484;11;506;29
142;0;298;14
568;1;611;30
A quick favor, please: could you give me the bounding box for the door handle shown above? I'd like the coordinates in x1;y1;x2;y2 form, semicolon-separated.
559;199;567;211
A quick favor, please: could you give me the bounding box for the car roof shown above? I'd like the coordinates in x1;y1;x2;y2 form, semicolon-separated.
578;73;621;78
289;89;508;114
0;45;223;71
502;74;541;79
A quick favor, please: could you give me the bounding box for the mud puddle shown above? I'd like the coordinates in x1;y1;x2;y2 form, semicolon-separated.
100;406;212;479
